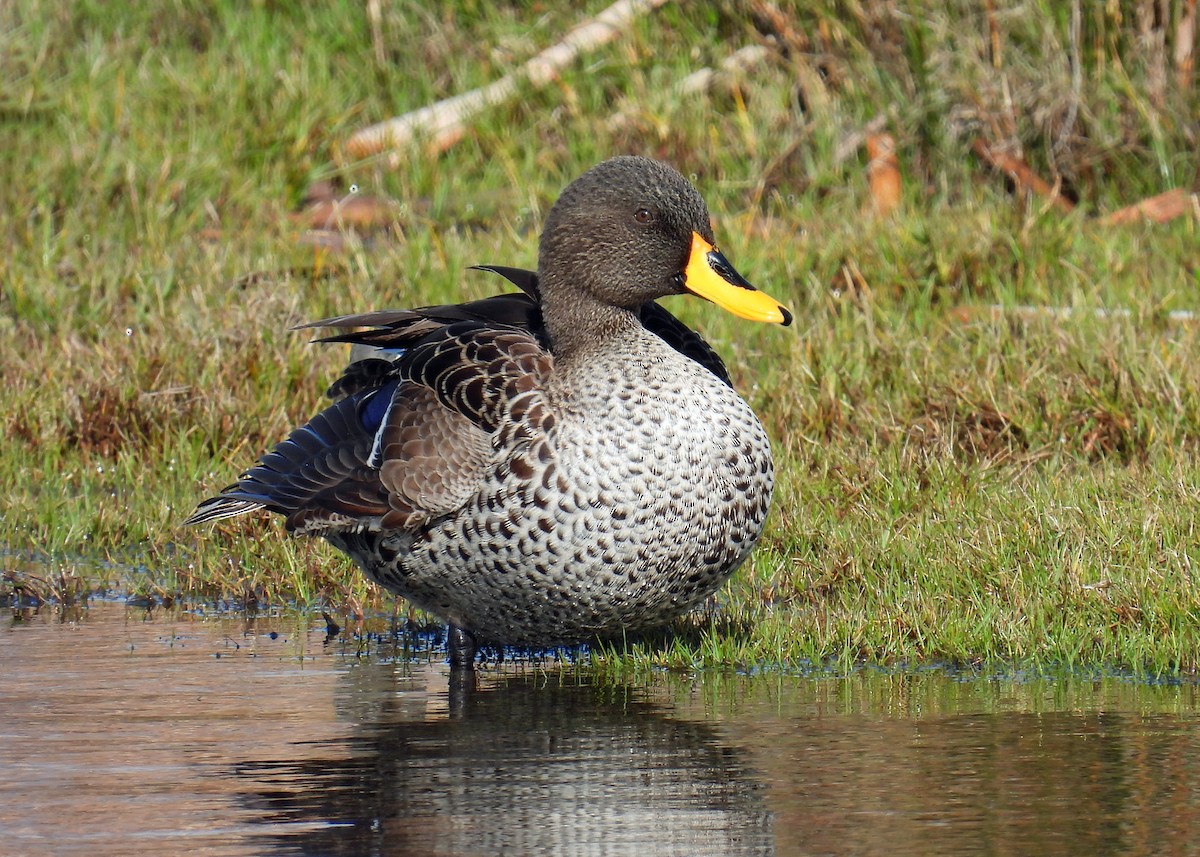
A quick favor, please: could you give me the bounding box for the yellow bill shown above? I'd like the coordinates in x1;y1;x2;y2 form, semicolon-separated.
681;233;792;326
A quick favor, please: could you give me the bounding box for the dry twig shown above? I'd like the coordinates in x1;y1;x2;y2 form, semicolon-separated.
865;132;901;216
1099;188;1198;225
742;0;810;54
678;44;771;96
1178;0;1198;90
1136;0;1169;108
741;0;830;112
983;0;1002;69
833;114;889;165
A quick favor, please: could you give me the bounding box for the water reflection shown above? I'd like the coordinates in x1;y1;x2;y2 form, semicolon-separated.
728;699;1200;856
239;665;774;856
4;604;1200;856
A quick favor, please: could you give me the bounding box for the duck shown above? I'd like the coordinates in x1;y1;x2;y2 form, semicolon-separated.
186;156;792;664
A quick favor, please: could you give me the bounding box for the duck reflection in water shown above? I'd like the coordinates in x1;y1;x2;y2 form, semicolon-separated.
233;665;774;857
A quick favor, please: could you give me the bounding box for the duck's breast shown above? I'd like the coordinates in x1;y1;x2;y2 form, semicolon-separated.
542;341;774;575
392;338;774;643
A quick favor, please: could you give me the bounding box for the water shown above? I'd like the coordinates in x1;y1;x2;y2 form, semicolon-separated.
3;603;1200;856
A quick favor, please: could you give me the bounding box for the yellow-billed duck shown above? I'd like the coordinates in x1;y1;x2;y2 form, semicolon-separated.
186;156;792;664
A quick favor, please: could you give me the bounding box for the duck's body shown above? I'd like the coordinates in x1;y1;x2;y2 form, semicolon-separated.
328;320;772;645
187;157;790;656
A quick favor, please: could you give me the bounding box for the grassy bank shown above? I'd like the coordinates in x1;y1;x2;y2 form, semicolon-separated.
2;1;1199;673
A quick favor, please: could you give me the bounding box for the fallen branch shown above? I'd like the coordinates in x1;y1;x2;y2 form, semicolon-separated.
1100;188;1198;226
345;0;669;161
971;138;1076;214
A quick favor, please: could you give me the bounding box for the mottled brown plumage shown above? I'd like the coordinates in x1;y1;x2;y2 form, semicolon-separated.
186;157;791;654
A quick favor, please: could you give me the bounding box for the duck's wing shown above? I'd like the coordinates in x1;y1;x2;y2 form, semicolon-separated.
184;308;553;535
307;291;545;357
182;378;397;531
317;291;545;400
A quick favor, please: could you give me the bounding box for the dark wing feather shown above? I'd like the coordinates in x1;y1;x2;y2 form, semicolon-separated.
309;266;725;386
402;322;551;433
469;264;541;299
325;357;398;401
374;382;496;530
183;383;393;531
304;293;545;349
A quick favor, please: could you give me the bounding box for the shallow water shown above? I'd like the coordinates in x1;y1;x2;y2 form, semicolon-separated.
2;604;1200;856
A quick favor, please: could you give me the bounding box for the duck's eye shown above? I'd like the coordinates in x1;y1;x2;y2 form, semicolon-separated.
633;207;654;225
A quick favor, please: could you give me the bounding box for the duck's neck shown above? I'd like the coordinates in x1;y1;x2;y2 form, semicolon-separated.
541;286;643;365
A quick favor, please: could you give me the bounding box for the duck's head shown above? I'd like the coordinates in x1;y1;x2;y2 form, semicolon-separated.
537;157;792;346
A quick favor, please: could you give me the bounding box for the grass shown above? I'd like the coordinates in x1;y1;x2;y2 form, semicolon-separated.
2;0;1199;674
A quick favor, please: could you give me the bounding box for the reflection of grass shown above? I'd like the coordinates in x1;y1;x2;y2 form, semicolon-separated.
1;2;1198;672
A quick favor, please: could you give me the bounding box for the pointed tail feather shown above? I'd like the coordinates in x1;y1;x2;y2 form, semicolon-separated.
182;494;267;526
